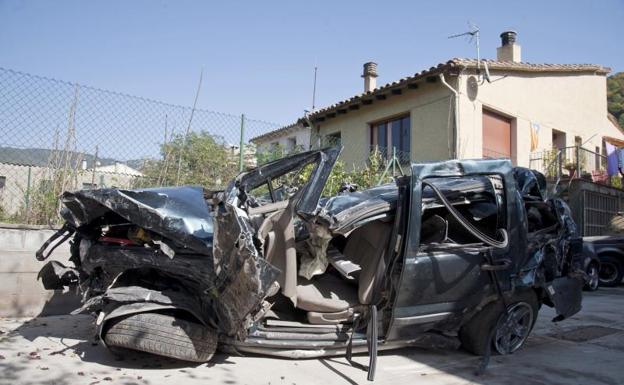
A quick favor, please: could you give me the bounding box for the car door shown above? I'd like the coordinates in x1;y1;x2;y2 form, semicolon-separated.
210;147;342;335
386;159;527;341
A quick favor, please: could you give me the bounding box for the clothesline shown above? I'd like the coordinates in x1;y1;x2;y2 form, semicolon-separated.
605;142;624;177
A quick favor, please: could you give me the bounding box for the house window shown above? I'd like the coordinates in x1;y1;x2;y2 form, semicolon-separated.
325;132;341;147
370;115;410;158
286;137;297;151
552;129;566;150
482;109;512;159
0;176;5;189
595;146;600;170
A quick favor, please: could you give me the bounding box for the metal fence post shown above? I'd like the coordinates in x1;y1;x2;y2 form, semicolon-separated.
392;147;396;176
25;166;31;211
575;145;580;177
239;114;246;172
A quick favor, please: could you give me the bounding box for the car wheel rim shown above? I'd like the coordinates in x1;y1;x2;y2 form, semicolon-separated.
494;302;533;355
588;265;599;290
599;262;618;284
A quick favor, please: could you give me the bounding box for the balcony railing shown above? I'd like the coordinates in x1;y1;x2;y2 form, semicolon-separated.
529;146;619;188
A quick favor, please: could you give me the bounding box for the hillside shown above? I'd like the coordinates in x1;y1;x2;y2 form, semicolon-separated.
0;147;142;169
608;72;624;128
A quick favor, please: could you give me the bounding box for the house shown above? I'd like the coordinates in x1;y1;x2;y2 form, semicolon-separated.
94;162;143;177
300;31;623;171
226;143;259;169
250;122;311;154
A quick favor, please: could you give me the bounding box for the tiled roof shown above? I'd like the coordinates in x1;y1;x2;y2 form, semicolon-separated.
250;122;305;143
308;58;611;120
453;58;610;74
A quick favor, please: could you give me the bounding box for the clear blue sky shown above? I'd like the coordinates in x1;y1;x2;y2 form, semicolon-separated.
1;0;623;125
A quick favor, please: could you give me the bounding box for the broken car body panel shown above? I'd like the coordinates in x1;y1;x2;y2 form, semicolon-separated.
62;186;214;254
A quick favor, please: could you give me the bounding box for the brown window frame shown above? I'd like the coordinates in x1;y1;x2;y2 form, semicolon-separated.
369;114;411;159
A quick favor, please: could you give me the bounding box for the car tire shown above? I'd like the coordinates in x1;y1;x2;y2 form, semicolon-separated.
584;262;600;291
103;312;217;362
598;256;623;287
459;290;538;356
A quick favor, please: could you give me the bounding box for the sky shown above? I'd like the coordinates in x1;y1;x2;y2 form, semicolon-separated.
1;0;623;126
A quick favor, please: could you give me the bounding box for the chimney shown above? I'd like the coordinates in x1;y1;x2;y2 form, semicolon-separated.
496;31;521;62
362;62;378;92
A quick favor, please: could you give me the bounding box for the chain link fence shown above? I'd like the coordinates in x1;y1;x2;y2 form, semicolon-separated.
0;67;283;225
0;67;412;225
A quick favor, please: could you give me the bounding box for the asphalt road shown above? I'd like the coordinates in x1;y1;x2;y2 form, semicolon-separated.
1;288;623;385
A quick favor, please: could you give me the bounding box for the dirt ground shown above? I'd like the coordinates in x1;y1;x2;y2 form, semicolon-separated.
1;288;623;385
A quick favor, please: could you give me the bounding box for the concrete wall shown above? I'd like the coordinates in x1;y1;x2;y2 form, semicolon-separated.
456;71;623;166
313;80;453;168
0;225;80;317
567;179;624;236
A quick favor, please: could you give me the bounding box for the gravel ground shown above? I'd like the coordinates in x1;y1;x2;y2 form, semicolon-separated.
1;288;623;385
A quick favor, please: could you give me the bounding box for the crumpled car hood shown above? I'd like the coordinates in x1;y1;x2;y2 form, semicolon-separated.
61;186;214;254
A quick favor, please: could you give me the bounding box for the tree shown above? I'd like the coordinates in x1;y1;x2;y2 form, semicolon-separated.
608;72;624;128
141;130;238;188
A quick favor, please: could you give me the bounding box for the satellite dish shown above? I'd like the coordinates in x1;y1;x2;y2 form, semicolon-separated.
467;76;479;101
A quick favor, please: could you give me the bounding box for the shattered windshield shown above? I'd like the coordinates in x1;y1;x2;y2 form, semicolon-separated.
248;163;315;205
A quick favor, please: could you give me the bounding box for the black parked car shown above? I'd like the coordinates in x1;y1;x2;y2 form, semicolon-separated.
584;235;624;287
36;148;584;381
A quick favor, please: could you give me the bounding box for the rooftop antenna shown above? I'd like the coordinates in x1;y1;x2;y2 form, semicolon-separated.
311;64;318;111
449;22;490;83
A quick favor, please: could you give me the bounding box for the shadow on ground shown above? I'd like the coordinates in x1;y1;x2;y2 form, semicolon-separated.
2;289;624;385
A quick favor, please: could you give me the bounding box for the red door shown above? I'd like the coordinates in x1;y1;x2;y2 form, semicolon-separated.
482;109;512;159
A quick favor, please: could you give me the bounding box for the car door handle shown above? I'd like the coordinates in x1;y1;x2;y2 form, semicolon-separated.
480;258;512;271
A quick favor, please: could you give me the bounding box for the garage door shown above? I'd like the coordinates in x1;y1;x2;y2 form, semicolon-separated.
482;109;511;159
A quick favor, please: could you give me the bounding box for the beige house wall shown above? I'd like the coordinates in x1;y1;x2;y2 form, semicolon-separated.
456;71;623;166
314;80;453;169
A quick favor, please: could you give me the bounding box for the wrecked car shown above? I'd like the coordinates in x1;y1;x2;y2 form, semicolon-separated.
36;148;585;380
584;234;624;287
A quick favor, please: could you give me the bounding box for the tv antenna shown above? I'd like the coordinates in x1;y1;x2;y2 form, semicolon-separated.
312;65;318;111
448;23;490;83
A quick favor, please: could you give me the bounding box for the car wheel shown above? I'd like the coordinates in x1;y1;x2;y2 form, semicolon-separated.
103;312;217;362
459;290;538;356
598;256;623;287
584;262;600;291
